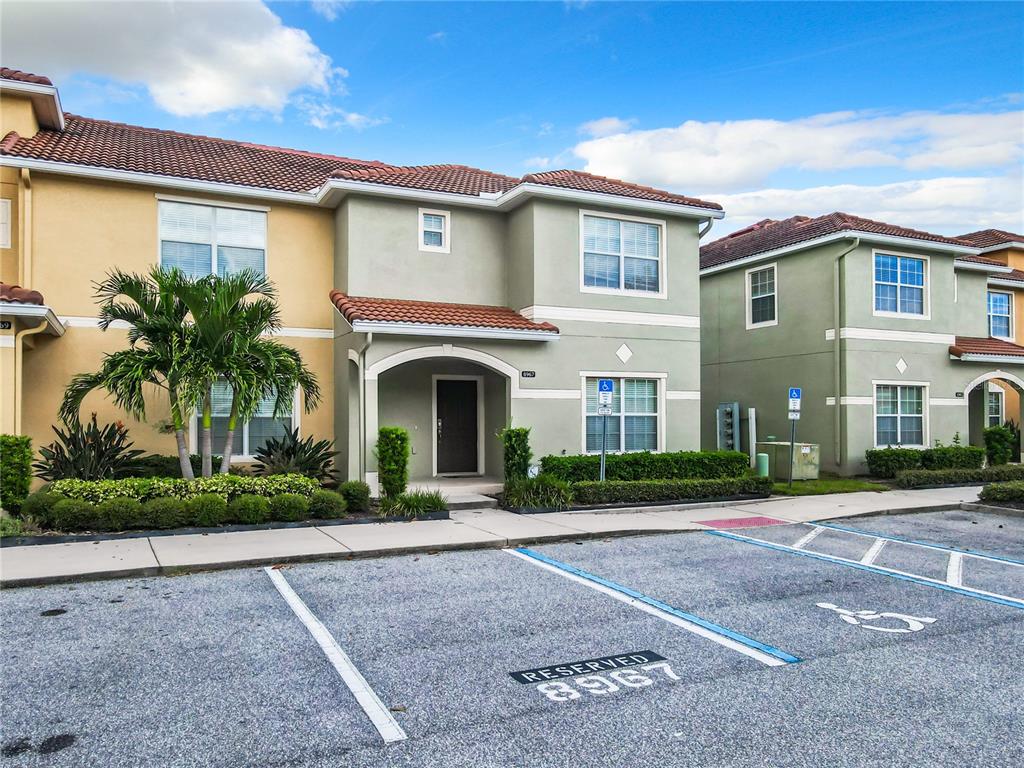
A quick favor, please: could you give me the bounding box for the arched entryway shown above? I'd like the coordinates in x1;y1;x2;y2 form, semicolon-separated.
962;370;1024;453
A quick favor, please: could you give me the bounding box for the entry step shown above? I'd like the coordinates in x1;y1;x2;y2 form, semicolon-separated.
445;493;499;510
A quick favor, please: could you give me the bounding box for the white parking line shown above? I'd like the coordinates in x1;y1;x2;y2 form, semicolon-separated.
792;526;825;550
861;538;887;566
264;567;407;744
946;552;964;588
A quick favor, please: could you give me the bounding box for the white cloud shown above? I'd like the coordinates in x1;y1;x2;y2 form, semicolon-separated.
578;116;636;138
311;0;348;22
428;31;447;43
707;174;1024;238
537;122;554;137
296;98;388;131
574;109;1024;192
1;0;343;117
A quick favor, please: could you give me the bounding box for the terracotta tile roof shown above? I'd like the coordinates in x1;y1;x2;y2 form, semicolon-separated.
701;212;974;270
330;290;558;334
957;229;1024;249
993;268;1024;283
957;254;1010;267
950;336;1024;359
0;68;53;86
0;111;718;209
520;170;723;211
0;282;45;305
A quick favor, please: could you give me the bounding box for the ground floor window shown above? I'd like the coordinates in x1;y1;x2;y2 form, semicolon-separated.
987;387;1004;428
198;382;295;458
875;384;925;447
585;377;659;453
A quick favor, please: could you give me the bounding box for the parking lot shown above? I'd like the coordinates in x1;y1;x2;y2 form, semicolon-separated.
2;508;1023;768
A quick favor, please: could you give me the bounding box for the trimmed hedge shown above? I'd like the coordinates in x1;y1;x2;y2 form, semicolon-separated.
133;454;203;478
570;476;773;506
20;492;65;527
500;427;532;484
540;450;749;483
865;448;923;478
978;481;1024;505
269;493;309;522
920;446;985;471
144;497;189;529
1;435;33;514
376;427;410;498
229;494;271;525
338;480;371;513
308;490;348;519
95;498;143;531
48;473;319;503
893;465;1024;489
984;425;1015;467
185;494;229;527
866;445;985;477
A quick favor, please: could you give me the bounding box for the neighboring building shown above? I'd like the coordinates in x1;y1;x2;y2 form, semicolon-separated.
699;213;1024;475
0;68;722;489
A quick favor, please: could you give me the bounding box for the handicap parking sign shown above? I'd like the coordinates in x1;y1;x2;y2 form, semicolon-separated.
788;387;801;400
598;378;614;406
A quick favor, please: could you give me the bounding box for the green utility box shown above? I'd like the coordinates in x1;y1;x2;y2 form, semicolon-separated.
755;441;820;481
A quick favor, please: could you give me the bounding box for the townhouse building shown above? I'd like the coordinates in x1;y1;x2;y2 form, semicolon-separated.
0;68;722;489
699;213;1024;474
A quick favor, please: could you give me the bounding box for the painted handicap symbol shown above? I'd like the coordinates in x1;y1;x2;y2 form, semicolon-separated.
816;602;937;633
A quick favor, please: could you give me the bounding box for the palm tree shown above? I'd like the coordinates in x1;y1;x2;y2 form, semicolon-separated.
172;269;320;476
61;268;200;479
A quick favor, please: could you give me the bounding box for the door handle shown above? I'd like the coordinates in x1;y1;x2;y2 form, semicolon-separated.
437;418;442;441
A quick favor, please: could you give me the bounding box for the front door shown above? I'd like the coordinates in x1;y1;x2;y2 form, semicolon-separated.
436;378;478;474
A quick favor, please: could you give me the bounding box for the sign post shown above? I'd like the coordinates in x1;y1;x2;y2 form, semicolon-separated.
598;379;615;481
787;387;801;488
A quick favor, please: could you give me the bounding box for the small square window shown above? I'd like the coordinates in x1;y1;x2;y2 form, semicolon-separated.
419;209;450;253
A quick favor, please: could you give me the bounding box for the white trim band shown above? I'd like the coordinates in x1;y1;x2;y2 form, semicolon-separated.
520;305;699;328
666;390;700;400
60;316;333;339
825;327;956;345
349;319;558;341
825;396;873;406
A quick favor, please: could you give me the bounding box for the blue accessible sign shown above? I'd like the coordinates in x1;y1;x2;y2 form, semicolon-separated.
598;379;615;393
788;387;801;400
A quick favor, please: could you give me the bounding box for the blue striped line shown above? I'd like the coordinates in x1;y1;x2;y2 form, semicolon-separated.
814;522;1024;566
513;547;801;664
707;531;1024;611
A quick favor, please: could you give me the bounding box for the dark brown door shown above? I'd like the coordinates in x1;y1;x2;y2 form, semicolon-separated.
436;379;478;474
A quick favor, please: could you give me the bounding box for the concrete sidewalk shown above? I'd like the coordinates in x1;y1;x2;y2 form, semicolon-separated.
0;486;982;587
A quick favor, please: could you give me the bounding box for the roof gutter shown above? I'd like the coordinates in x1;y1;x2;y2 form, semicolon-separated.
951;353;1024;365
954;260;1012;274
832;237;860;468
0;302;65;336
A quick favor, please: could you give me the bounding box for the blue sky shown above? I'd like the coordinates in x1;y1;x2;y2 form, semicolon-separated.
3;1;1022;234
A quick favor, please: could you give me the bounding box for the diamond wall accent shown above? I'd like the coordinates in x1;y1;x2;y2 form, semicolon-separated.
616;344;633;363
896;358;908;374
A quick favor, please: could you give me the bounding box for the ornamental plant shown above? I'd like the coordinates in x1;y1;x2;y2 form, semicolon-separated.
375;427;410;499
0;434;33;513
500;426;532;484
984;425;1015;467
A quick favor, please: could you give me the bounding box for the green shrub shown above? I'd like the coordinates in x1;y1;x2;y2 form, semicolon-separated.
893;465;1024;489
570;476;773;506
504;475;574;510
132;454;203;478
500;426;532;484
308;490;347;519
33;415;145;481
229;494;271;525
920;445;985;471
20;492;65;528
984;425;1015;467
539;450;749;482
338;480;371;513
269;493;310;522
142;497;188;529
864;447;922;478
375;427;410;498
48;473;319;503
51;498;100;532
978;481;1024;505
379;490;448;518
253;428;337;482
0;435;33;514
186;494;229;527
0;516;25;538
94;497;143;531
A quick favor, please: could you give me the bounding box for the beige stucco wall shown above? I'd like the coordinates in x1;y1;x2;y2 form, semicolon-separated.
0;94;39;141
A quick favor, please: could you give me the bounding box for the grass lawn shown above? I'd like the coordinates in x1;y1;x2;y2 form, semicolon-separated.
772;475;889;496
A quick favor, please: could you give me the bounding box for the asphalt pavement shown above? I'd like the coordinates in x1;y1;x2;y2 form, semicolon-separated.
2;508;1022;767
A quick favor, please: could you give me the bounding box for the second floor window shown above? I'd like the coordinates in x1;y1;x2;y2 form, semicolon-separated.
419;209;450;253
988;291;1013;339
874;253;925;316
746;264;777;327
582;213;663;296
159;200;266;278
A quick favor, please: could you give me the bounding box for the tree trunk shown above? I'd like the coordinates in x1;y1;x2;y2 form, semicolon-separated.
169;393;195;480
201;390;213;478
219;393;239;474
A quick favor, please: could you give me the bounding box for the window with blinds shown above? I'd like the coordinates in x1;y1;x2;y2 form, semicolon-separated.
582;214;663;295
159;201;266;278
875;384;925;447
874;253;926;316
988;291;1013;339
207;381;293;457
746;264;777;327
585;377;659;453
419;208;450;253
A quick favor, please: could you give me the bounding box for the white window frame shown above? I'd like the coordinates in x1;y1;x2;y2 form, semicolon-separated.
189;389;299;462
0;199;11;250
579;371;667;454
987;384;1005;428
987;290;1014;340
871;249;930;320
872;379;929;449
157;198;268;277
418;208;451;254
579;210;668;300
745;261;778;329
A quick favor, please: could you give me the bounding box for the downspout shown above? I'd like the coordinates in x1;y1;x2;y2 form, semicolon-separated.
698;218;714;240
19;169;32;287
360;331;376;481
833;237;860;467
13;319;47;434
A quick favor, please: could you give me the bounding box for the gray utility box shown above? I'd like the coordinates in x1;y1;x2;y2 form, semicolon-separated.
756;441;820;481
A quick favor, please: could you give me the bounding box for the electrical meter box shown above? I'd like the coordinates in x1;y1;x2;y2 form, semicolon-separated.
755;441;820;481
